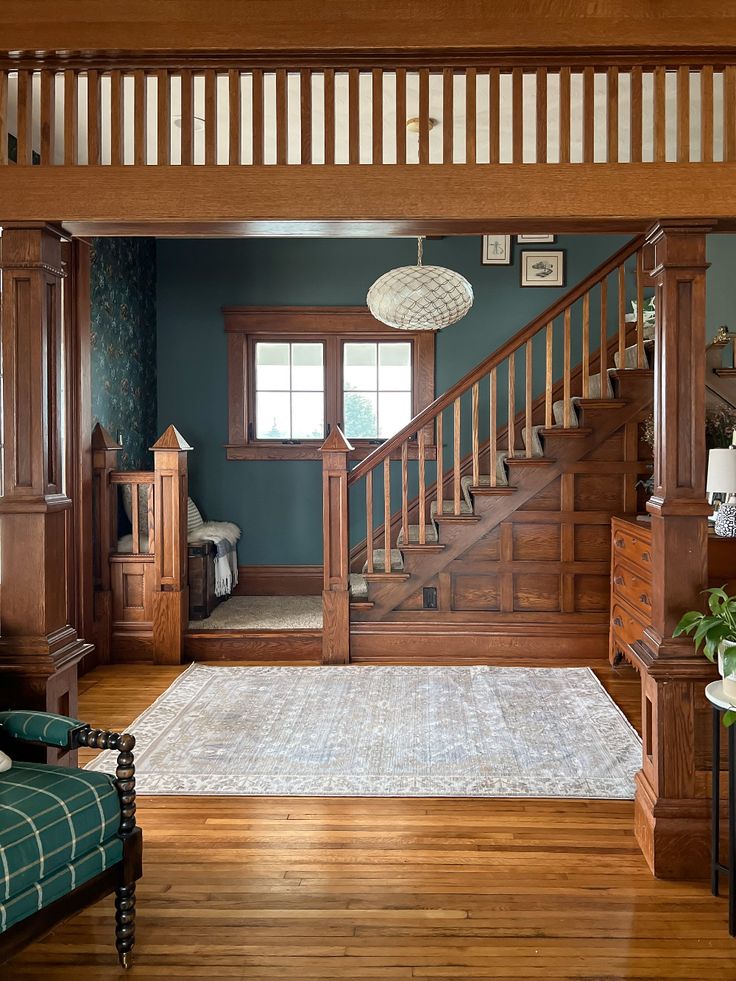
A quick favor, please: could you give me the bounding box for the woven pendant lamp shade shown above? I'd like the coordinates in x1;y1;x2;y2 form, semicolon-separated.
367;238;474;331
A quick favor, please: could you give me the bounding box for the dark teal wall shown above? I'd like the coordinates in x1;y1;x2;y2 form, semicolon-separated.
91;239;157;470
156;235;636;565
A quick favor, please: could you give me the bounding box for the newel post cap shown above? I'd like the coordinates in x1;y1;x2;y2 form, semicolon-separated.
319;427;354;455
150;425;193;452
91;422;122;452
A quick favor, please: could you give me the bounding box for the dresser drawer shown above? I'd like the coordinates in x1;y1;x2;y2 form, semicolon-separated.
612;561;653;617
611;523;653;577
611;601;647;650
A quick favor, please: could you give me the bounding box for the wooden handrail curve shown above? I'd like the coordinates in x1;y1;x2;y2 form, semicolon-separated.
347;233;646;486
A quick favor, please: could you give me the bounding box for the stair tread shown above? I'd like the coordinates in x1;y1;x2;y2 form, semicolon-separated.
431;500;474;516
363;548;404;574
397;524;440;545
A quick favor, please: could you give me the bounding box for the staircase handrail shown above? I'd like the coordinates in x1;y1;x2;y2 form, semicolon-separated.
348;233;646;486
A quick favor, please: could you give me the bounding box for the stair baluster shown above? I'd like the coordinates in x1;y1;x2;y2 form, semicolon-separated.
453;399;461;514
490;368;498;487
400;443;408;549
545;323;553;428
436;413;444;510
365;470;374;575
383;458;391;573
472;383;480;481
525;341;533;458
563;309;572;426
508;352;516;457
636;250;645;367
618;264;626;369
582;293;591;398
600;276;608;391
418;429;427;545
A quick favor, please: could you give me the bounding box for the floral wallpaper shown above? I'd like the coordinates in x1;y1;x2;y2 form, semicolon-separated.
90;238;157;470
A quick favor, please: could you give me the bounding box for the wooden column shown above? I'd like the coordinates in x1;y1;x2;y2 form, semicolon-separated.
634;220;715;879
151;425;191;665
320;427;353;665
0;223;91;747
91;422;121;666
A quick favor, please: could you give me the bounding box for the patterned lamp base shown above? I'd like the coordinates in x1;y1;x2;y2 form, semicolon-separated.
714;503;736;537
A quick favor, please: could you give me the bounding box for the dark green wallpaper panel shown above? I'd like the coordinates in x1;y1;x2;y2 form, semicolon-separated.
91;238;157;470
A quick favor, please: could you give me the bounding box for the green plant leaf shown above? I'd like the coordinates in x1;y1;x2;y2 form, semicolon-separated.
674;611;703;635
723;709;736;727
723;646;736;677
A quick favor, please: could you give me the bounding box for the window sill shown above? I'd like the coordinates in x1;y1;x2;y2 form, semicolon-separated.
225;442;437;462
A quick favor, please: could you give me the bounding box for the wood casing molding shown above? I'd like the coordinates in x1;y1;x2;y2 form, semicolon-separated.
224;306;435;461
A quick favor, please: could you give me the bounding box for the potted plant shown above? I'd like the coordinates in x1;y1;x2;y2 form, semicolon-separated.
674;586;736;725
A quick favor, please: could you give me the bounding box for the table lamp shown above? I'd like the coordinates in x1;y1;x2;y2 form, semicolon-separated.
707;446;736;536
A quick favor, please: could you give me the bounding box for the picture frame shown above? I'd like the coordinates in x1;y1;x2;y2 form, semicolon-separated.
520;250;565;287
517;234;555;244
481;235;512;265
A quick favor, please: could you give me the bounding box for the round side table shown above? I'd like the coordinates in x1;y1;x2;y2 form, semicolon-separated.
706;680;736;937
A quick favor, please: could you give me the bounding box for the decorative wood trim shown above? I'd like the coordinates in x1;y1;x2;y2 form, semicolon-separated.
234;565;323;596
223;306;436;461
185;629;322;662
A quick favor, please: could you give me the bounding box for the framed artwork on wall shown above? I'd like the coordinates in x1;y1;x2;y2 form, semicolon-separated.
520;250;566;287
481;235;512;265
517;234;555;244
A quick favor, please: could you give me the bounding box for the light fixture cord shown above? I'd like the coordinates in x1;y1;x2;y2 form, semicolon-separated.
417;236;424;267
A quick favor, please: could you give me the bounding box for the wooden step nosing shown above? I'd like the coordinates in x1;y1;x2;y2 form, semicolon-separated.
468;485;517;496
399;543;446;553
363;572;411;582
539;427;593;438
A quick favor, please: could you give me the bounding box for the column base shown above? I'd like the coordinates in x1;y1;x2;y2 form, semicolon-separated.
321;590;350;664
634;771;711;879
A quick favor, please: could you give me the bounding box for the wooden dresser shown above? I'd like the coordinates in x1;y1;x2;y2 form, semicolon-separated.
610;515;736;667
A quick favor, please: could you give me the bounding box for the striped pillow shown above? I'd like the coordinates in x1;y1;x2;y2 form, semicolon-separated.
187;497;204;531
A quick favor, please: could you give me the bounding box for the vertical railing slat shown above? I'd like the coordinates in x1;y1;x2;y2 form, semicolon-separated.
654;65;666;162
701;65;714;163
0;71;7;166
630;66;642;163
507;353;516;457
110;69;124;165
180;69;194;165
618;264;626;369
300;69;312;165
465;67;476;164
563;309;571;426
442;67;453;164
17;69;32;165
395;67;406;165
489;368;497;486
512;66;523;164
582;292;590;398
725;65;736;163
365;470;374;574
582;66;594;162
436;412;444;512
472;382;479;482
400;441;408;547
134;69;148;166
157;69;170;165
418;68;430;165
348;67;360;165
86;69;101;166
324;68;335;165
525;341;533;458
536;67;547;164
607;66;619;163
147;485;155;554
545;323;553;428
489;67;500;164
63;70;78;165
383;458;391;572
453;398;461;514
636;249;645;368
251;69;264;165
40;70;56;165
204;69;217;166
559;67;571;164
418;429;427;545
276;68;288;165
131;485;140;556
372;68;383;165
229;69;241;165
677;65;690;163
599;277;608;394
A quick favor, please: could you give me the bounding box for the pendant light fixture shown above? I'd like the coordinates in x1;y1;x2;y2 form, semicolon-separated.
367;237;474;331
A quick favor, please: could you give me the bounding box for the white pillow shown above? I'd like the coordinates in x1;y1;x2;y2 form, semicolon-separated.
187;497;204;532
0;750;12;772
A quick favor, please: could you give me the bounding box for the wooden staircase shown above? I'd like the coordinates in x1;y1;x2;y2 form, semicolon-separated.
321;236;655;665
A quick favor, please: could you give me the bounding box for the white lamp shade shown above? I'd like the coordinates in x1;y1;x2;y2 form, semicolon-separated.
706;448;736;494
367;264;474;331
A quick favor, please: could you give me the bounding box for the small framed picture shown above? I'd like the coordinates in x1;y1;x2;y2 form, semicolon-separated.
520;250;565;287
517;234;555;244
481;235;512;265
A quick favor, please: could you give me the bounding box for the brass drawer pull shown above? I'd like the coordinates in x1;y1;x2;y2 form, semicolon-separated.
614;575;624;586
641;551;651;562
614;538;625;548
640;592;651;605
613;616;624;627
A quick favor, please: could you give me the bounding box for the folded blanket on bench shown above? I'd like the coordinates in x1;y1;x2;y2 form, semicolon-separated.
188;521;241;597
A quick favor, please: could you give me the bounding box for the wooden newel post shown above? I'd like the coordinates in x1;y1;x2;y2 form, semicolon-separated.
634;221;715;879
91;423;122;665
151;425;192;665
320;427;353;665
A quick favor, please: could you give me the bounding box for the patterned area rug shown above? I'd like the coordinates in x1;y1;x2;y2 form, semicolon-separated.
188;596;322;631
85;664;641;798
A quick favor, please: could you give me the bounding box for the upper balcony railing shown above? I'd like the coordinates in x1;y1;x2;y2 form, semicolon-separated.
2;57;736;167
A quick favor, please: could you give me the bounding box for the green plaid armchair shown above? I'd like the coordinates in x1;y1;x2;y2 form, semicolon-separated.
0;711;142;969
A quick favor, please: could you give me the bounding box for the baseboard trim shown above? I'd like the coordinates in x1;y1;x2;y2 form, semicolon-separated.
185;629;322;662
234;565;323;596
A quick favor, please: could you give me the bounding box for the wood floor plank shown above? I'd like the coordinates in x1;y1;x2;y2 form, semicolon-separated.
6;661;735;980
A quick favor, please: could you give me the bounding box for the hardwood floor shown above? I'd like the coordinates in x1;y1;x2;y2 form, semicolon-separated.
6;661;736;980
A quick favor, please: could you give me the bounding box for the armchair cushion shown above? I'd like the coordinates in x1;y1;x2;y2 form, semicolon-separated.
0;711;85;749
0;761;121;905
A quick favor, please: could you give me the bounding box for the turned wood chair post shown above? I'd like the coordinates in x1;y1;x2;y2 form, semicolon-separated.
91;423;122;665
151;425;192;665
633;220;715;879
320;427;353;664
